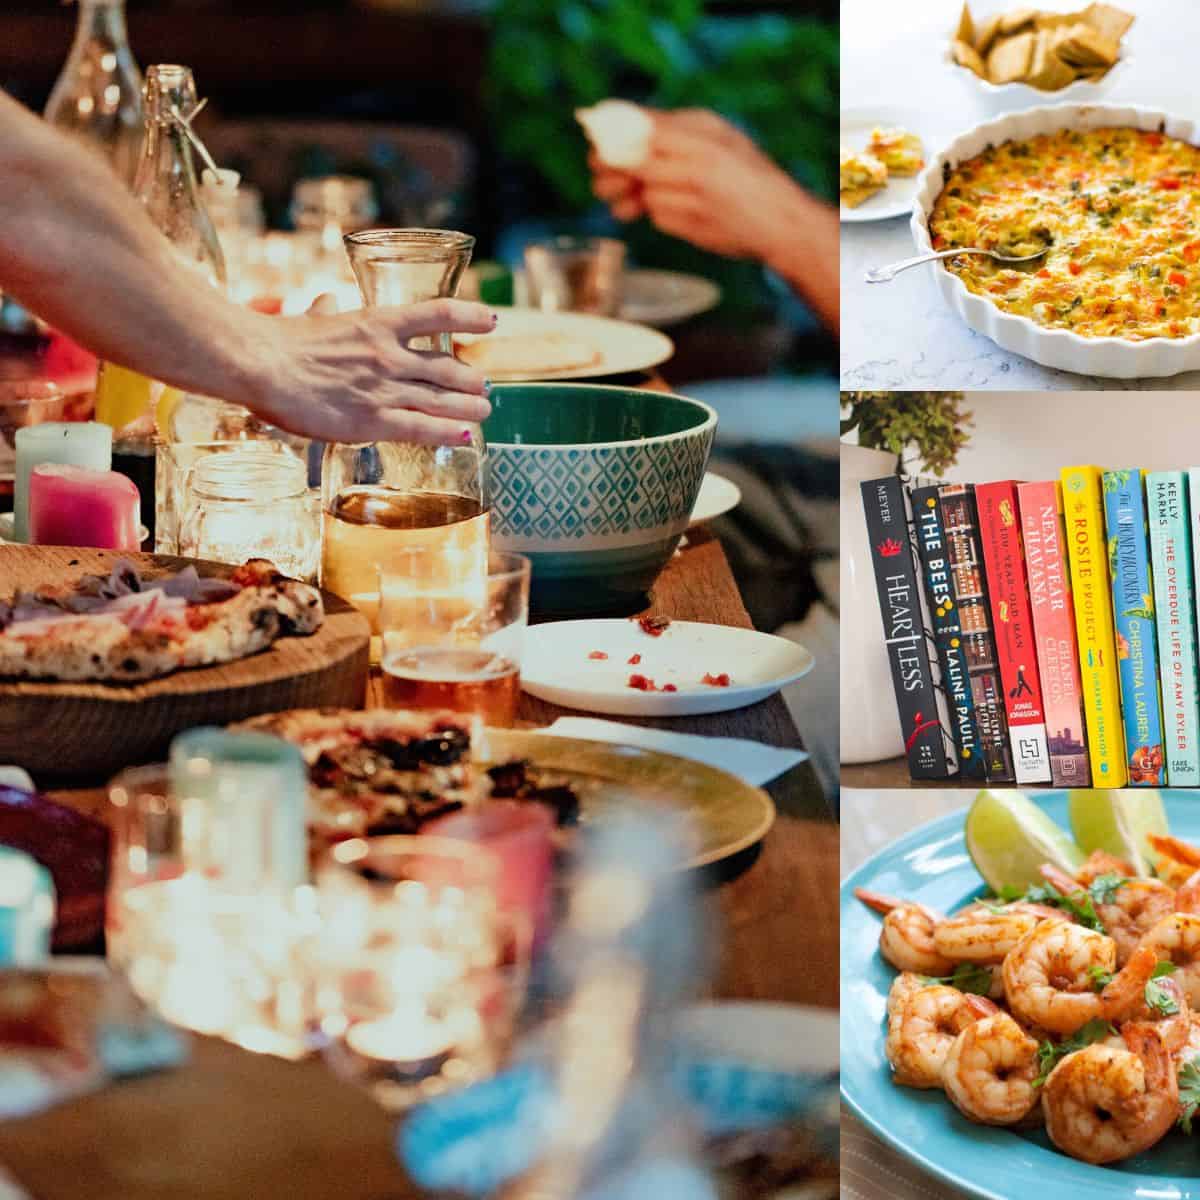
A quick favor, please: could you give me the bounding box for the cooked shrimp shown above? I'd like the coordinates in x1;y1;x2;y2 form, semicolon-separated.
1137;913;1200;1007
855;889;952;975
1176;869;1200;915
933;901;1056;965
1126;973;1191;1054
885;984;997;1089
1002;921;1157;1035
1076;850;1136;886
1042;1024;1179;1164
942;1009;1040;1126
1179;1013;1200;1066
1039;862;1176;966
1148;834;1200;888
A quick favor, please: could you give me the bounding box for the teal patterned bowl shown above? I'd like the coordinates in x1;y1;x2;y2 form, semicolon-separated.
484;383;716;615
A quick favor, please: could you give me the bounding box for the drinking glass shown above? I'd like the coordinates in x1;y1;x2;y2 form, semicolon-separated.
524;235;626;316
0;381;66;509
321;230;487;648
378;550;532;726
106;742;315;1059
312;835;529;1113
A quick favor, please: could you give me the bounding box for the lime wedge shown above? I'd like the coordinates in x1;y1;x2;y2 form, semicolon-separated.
965;790;1085;893
1067;790;1168;876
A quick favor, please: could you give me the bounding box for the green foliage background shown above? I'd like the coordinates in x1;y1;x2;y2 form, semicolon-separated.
486;1;838;313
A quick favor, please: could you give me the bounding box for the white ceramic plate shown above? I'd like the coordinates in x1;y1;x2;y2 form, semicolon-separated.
455;307;674;381
0;513;149;546
911;103;1200;378
689;471;741;527
674;1001;839;1076
840;107;932;223
520;619;815;717
618;269;721;326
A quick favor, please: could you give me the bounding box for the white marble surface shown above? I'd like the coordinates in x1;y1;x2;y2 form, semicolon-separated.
841;0;1200;390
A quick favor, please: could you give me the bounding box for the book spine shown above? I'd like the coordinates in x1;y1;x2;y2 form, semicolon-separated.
910;485;987;779
975;480;1052;784
860;477;955;779
1017;481;1091;787
937;482;1014;782
1061;465;1129;788
1102;471;1165;785
1148;472;1200;786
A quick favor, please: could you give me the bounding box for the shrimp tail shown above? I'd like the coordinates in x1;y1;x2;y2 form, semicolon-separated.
1148;833;1200;870
1177;868;1200;915
964;993;1001;1019
1039;862;1082;895
1100;945;1159;1021
854;888;903;915
1121;1023;1178;1099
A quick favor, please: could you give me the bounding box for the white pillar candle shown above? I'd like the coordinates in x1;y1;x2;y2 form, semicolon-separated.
13;421;112;543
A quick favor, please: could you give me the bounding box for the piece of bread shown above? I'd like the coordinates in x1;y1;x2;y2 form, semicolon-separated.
840;149;888;207
457;333;603;376
867;128;924;176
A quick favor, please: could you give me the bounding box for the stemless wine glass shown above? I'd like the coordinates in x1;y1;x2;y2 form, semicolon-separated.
312;835;529;1113
378;550;531;726
524;235;626;315
321;230;488;646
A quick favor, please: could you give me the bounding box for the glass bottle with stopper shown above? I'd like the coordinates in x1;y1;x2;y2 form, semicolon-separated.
93;63;226;544
321;230;488;645
44;0;144;187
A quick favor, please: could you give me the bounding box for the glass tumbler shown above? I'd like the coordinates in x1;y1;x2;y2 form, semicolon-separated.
524;235;626;315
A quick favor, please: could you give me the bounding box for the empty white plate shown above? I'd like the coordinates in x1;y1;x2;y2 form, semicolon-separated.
520;619;815;717
689;471;741;527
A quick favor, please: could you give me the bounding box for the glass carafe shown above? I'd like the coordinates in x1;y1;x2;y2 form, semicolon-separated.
321;229;487;641
44;0;144;188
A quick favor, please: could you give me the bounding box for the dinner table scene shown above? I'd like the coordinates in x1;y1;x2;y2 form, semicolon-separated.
840;0;1200;392
0;2;838;1197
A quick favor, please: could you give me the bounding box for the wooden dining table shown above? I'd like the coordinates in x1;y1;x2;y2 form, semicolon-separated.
0;525;837;1200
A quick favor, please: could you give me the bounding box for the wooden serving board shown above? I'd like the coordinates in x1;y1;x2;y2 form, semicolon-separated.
0;546;370;782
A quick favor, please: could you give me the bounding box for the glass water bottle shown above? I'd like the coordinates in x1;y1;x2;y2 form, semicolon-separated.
321;229;487;639
94;64;226;543
44;0;144;187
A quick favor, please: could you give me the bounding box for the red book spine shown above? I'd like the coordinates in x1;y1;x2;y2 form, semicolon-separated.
975;480;1053;784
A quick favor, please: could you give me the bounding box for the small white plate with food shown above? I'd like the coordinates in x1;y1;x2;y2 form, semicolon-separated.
520;618;814;717
689;471;741;527
455;307;674;381
840;108;930;223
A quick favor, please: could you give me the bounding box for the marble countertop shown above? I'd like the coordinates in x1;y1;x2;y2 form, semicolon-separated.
841;0;1200;390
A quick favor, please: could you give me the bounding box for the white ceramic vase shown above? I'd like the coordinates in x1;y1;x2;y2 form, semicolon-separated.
840;442;905;765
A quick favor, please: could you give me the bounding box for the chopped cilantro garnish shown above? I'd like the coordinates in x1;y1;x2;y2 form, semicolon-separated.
1088;873;1129;906
916;962;993;997
1180;1062;1200;1134
1034;1020;1116;1087
1087;964;1114;992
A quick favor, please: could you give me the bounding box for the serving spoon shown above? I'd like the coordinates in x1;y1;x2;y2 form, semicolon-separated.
864;245;1049;283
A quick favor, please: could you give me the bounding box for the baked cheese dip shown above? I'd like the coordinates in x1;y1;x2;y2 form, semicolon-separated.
928;126;1200;340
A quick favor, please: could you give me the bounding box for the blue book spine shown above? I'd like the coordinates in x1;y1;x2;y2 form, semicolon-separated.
1149;472;1200;785
1103;470;1164;785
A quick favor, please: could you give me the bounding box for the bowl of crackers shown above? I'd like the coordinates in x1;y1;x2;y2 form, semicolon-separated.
484;382;715;616
948;2;1133;108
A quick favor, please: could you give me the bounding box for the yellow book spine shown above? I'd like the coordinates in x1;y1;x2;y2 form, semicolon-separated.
1061;466;1129;788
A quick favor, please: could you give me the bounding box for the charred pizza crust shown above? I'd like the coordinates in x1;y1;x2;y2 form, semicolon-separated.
0;558;323;683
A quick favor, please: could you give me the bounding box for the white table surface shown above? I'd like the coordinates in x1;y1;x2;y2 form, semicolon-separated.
840;0;1200;391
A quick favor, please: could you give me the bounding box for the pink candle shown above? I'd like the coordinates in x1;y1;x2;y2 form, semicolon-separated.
427;801;557;949
29;463;141;551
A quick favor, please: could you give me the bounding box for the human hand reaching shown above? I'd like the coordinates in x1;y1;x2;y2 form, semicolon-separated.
243;298;495;445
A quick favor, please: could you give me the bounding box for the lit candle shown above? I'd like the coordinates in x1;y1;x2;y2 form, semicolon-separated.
28;464;141;550
13;421;112;542
0;846;55;966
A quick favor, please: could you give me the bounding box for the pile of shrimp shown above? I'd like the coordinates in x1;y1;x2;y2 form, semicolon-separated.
856;835;1200;1165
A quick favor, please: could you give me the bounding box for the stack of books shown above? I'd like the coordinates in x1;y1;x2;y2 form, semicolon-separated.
861;467;1200;789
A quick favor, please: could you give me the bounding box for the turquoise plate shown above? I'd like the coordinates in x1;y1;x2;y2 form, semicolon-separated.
841;791;1200;1200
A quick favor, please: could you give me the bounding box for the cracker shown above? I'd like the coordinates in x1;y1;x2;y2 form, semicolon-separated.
955;2;976;45
974;14;1004;55
953;37;988;78
1081;2;1134;43
1055;21;1120;66
1027;30;1078;90
998;7;1038;34
986;30;1035;84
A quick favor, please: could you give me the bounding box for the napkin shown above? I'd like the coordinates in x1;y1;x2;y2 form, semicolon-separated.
543;718;807;787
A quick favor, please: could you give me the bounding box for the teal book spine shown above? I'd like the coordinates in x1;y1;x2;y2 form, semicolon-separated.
1103;470;1164;785
1149;472;1200;785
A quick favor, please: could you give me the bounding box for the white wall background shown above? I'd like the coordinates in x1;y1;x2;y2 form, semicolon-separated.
940;392;1200;484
